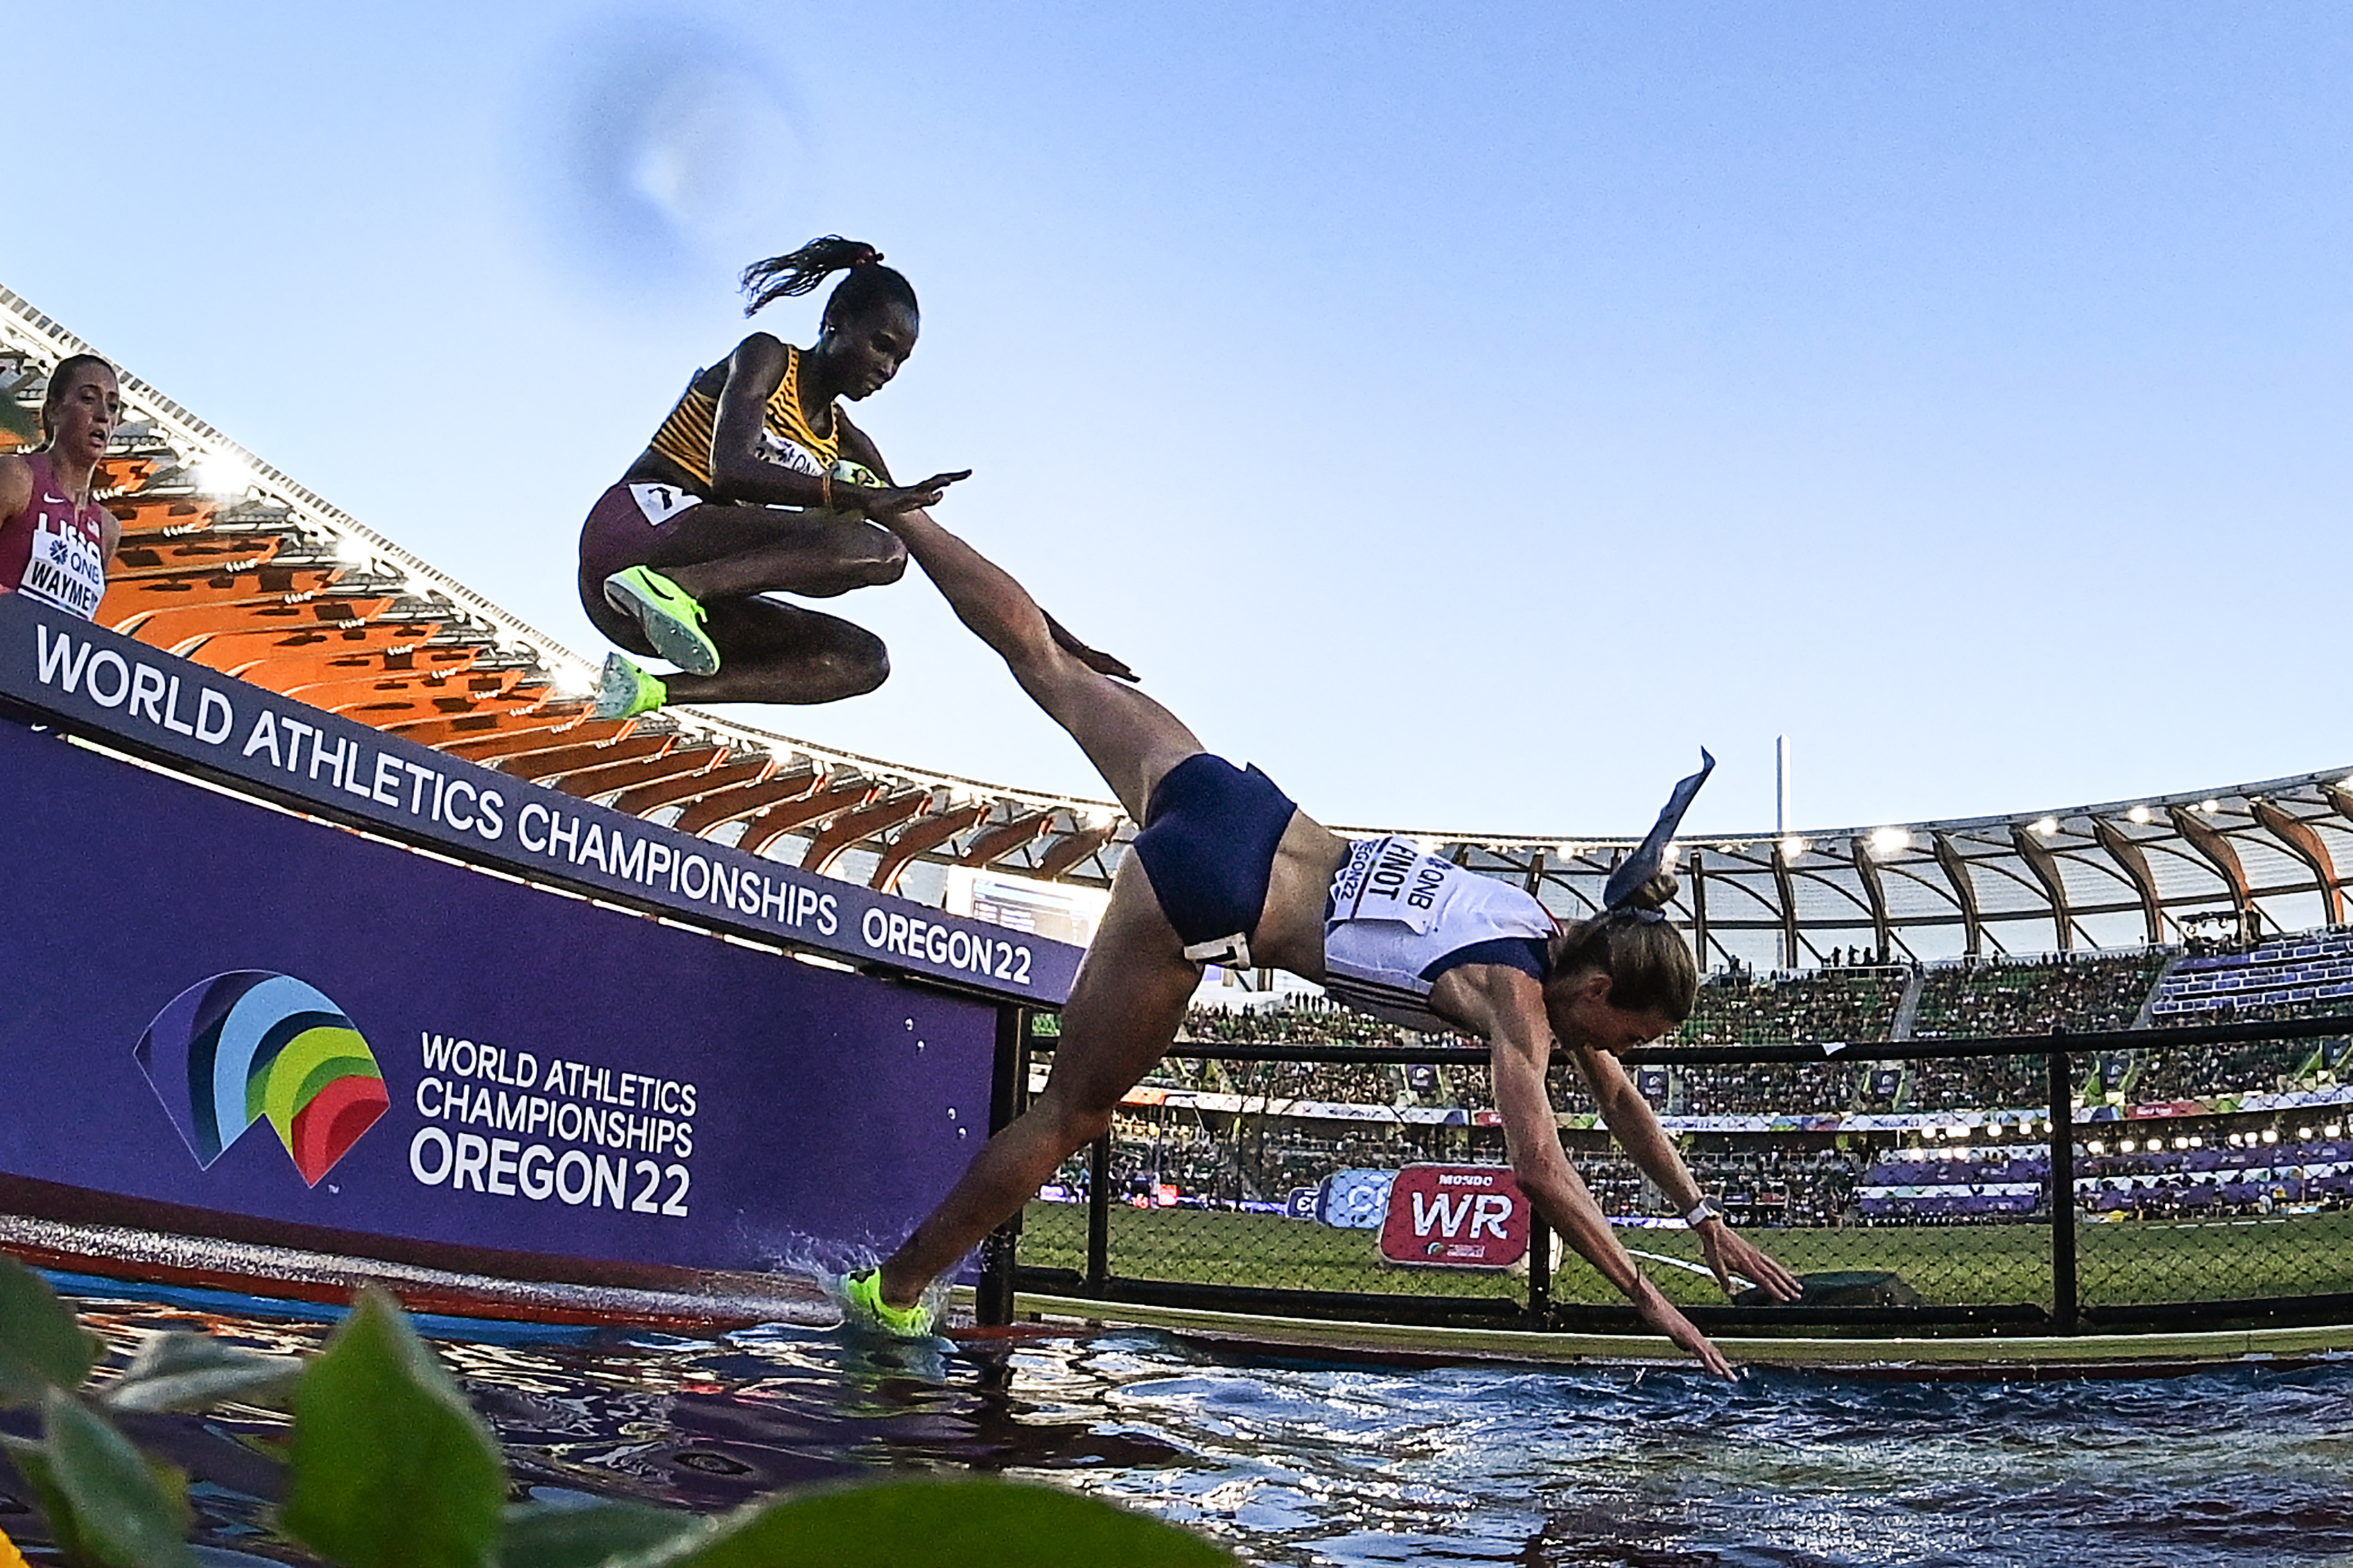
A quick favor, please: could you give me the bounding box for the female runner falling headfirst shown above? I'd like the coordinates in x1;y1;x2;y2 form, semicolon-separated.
577;237;1128;720
841;509;1804;1377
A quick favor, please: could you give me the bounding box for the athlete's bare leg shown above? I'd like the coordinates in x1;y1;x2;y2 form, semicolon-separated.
877;507;1199;819
876;856;1197;1306
868;509;1350;1311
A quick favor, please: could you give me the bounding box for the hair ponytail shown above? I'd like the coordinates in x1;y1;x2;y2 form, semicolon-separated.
740;236;918;321
1552;870;1700;1022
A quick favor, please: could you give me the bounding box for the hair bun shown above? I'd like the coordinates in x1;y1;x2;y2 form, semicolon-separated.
1618;868;1679;915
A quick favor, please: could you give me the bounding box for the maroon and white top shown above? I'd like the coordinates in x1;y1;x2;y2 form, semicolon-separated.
1;450;111;620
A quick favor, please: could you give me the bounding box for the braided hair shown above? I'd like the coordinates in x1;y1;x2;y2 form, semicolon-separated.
40;354;116;442
739;237;918;321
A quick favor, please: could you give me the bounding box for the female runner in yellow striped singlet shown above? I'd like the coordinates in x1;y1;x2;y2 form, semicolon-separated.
578;237;958;716
578;238;1131;717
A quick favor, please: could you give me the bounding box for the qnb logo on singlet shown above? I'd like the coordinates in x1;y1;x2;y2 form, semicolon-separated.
1328;837;1447;932
21;517;106;619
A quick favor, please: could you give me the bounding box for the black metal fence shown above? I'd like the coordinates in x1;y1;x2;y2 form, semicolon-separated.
995;1013;2353;1337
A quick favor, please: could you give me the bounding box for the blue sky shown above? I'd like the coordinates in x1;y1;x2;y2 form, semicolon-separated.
17;3;2350;837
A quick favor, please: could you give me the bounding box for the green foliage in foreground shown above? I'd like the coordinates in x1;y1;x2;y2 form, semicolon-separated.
0;1257;1229;1568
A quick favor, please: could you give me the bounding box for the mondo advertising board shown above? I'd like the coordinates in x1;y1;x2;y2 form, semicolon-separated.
0;713;1002;1278
1376;1164;1532;1269
0;594;1081;1007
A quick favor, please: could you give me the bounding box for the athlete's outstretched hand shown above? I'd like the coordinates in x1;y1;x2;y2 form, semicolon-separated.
1632;1278;1737;1380
1699;1223;1805;1303
859;470;972;518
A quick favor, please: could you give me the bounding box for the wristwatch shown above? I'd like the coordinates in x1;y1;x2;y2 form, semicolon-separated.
1681;1198;1723;1227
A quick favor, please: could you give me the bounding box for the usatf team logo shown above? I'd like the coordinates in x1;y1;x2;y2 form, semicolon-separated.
135;972;390;1186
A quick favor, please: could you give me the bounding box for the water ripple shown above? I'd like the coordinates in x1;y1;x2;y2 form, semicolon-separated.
4;1289;2350;1566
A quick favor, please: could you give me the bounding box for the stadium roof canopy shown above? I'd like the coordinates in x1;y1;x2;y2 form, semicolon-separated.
9;283;2348;971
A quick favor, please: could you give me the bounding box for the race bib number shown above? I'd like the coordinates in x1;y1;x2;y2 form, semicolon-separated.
19;521;106;620
1327;837;1447;933
627;483;699;526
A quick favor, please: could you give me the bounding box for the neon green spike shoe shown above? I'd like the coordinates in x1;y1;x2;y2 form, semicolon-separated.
841;1269;936;1337
602;565;720;676
590;652;668;721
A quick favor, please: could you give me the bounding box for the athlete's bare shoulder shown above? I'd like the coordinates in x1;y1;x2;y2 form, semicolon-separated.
0;452;33;524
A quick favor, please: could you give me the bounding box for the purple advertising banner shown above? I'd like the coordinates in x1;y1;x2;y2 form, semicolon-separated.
0;714;998;1275
0;593;1082;1007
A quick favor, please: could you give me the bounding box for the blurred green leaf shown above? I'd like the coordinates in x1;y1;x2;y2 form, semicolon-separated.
280;1288;504;1568
607;1477;1233;1568
40;1389;198;1568
499;1500;699;1568
0;1257;98;1406
100;1333;302;1414
4;1436;95;1565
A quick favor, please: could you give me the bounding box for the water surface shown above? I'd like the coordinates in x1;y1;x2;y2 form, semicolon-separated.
7;1284;2350;1567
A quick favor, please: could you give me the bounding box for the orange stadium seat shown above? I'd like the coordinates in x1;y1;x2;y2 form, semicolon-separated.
803;790;930;874
670;771;823;839
102;568;348;634
611;757;774;817
554;743;730;801
737;778;882;858
106;497;221;540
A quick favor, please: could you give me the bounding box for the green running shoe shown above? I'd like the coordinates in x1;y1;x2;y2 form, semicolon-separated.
602;565;720;676
591;652;667;720
840;1268;936;1337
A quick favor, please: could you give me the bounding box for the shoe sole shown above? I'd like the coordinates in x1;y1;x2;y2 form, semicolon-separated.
591;655;652;720
606;571;721;677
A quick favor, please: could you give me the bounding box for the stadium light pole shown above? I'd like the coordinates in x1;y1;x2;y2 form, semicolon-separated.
1777;735;1793;839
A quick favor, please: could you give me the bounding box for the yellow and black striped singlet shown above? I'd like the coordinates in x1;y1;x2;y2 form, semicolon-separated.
645;344;841;489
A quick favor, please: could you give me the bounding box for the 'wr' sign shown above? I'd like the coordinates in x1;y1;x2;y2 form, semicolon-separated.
1377;1163;1532;1268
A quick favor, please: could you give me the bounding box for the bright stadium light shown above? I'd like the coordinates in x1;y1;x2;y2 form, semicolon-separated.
1779;835;1808;858
2328;1124;2344;1139
2033;817;2060;837
2087;1141;2105;1155
2127;804;2152;825
2297;1126;2314;1141
1555;842;1579;859
2262;1128;2280;1145
2120;1139;2137;1153
2200;799;2220;814
1869;826;1910;857
193;449;258;496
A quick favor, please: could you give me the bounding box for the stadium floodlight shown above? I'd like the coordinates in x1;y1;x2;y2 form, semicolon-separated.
1555;842;1579;859
1868;826;1910;857
2297;1126;2314;1141
2127;804;2152;825
2087;1140;2105;1155
1778;835;1808;858
2200;799;2220;813
2032;816;2060;837
2120;1139;2137;1153
2329;1124;2344;1138
2262;1128;2280;1145
193;449;258;497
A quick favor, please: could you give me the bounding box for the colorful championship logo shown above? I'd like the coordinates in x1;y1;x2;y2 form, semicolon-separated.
135;972;389;1186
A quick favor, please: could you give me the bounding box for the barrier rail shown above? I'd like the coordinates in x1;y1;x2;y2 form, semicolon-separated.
1002;1013;2353;1338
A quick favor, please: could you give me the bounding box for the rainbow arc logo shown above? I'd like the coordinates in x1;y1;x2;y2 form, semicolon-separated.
136;972;390;1186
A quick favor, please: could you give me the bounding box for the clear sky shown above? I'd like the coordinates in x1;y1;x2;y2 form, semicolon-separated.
17;2;2350;839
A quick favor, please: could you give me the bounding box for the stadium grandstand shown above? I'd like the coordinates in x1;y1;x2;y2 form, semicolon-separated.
10;279;2353;968
11;280;2353;1328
